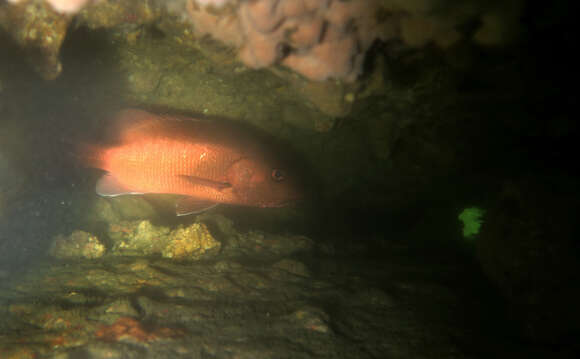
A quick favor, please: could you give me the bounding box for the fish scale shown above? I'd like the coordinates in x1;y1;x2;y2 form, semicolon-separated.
81;108;300;214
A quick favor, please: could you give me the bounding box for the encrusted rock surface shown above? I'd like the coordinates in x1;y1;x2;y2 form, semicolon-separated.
0;212;527;358
1;0;524;117
49;230;106;259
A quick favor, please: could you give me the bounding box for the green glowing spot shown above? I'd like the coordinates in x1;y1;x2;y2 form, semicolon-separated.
458;207;485;239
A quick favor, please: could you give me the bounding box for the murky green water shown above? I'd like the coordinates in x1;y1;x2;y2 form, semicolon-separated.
1;1;579;358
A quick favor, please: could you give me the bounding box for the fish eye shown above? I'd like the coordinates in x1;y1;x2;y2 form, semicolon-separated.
271;169;285;182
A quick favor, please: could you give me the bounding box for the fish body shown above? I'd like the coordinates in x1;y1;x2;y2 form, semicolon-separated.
83;109;300;214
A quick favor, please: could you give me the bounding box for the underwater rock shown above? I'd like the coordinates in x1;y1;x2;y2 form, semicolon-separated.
108;220;221;260
104;213;311;260
91;196;159;224
271;258;310;277
109;220;171;256
293;76;356;119
472;2;523;46
161;222;221;260
0;223;542;358
231;230;313;258
1;0;523;120
49;230;106;259
6;0;94;14
1;0;524;81
197;213;314;258
75;0;157;28
99;298;141;323
0;152;19;217
286;306;332;334
196;212;238;238
109;196;159;220
0;0;70;80
95;316;186;344
182;0;387;82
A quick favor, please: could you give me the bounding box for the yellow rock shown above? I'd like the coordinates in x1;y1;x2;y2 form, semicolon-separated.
49;231;105;259
162;223;221;260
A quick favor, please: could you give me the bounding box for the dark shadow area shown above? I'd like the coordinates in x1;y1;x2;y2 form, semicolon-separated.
0;25;126;274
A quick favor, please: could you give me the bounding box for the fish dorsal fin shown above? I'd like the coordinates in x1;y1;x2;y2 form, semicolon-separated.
96;174;145;197
114;109;169;142
176;197;218;216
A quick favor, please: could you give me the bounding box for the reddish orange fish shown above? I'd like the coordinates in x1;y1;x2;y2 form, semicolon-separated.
82;109;301;215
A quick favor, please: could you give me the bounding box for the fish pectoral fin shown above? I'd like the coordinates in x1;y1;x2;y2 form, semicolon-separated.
96;174;145;197
176;197;218;216
178;175;231;191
